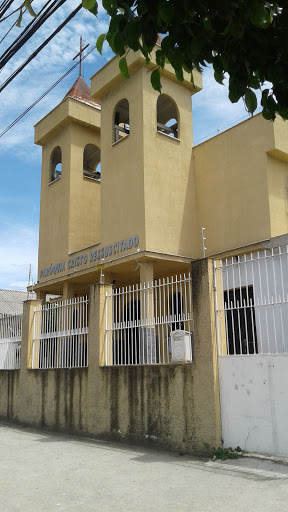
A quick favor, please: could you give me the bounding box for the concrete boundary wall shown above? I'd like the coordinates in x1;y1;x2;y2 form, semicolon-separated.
0;260;221;455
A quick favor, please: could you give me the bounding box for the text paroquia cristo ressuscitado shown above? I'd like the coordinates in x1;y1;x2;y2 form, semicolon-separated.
39;235;139;279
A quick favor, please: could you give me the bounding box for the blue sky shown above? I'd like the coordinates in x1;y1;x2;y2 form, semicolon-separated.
0;0;261;290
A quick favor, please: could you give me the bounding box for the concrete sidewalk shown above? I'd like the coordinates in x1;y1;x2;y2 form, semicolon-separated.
1;424;288;512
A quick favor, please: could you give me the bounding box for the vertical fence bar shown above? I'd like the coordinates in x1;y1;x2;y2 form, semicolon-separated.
0;311;23;370
102;273;193;366
131;284;135;365
29;296;89;370
105;291;108;365
213;261;221;356
271;247;278;353
213;246;288;358
163;277;167;364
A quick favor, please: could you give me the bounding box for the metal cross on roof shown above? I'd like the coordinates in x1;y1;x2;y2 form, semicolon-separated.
73;36;90;77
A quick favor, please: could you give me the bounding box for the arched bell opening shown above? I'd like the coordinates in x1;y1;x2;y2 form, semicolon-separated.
83;144;101;181
157;94;179;138
114;99;130;143
50;146;62;182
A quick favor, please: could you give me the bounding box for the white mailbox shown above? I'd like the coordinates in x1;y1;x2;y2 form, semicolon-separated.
171;330;193;363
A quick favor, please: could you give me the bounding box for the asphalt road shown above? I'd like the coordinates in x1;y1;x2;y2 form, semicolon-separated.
1;424;288;512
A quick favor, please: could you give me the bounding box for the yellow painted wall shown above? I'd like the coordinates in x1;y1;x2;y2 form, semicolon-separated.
37;98;101;281
267;155;288;238
92;53;202;260
270;116;288;162
99;67;146;250
266;117;288;238
34;97;101;145
194;115;275;256
90;50;202;100
142;71;200;258
38;125;71;274
68;124;101;254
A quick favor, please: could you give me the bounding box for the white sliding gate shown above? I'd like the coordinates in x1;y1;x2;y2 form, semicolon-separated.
32;296;88;369
0;312;22;369
105;274;193;366
214;247;288;457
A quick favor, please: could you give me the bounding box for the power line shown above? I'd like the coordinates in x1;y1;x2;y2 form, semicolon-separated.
1;0;60;63
0;3;82;93
0;0;42;46
0;45;96;138
0;15;16;44
0;2;24;22
0;0;66;70
0;0;14;20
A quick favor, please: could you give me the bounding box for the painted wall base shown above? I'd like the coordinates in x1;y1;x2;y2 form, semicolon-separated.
219;354;288;457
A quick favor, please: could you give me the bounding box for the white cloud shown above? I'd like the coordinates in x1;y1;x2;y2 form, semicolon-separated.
0;220;38;290
193;67;262;144
0;1;111;159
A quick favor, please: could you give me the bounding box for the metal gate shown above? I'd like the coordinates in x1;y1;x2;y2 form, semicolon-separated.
32;296;88;369
105;273;193;366
0;312;22;369
214;247;288;457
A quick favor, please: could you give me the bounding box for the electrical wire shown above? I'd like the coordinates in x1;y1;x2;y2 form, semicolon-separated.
0;2;23;22
0;15;16;44
0;0;36;46
0;0;67;70
1;0;54;57
0;45;96;138
0;3;82;93
0;0;14;20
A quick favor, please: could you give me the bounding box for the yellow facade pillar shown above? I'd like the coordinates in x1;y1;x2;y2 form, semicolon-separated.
21;299;42;369
139;262;155;363
191;258;222;450
213;259;227;356
63;281;75;300
89;283;113;367
36;291;46;302
139;261;154;284
140;261;154;322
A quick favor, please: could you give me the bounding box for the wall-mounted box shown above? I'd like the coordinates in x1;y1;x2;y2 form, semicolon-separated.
171;330;193;363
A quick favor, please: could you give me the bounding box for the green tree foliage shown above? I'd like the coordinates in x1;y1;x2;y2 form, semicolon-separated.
83;0;288;121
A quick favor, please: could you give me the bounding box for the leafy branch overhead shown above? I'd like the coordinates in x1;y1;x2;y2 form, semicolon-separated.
15;0;37;28
82;0;288;121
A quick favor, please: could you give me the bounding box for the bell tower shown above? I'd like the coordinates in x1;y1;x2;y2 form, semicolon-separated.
90;46;202;260
34;76;101;285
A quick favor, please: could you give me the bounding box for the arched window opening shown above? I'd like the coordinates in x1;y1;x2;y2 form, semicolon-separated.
157;95;179;138
83;144;101;181
114;99;130;143
50;146;62;182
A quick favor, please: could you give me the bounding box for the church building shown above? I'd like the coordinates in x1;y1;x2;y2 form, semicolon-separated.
33;45;288;304
2;43;288;457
